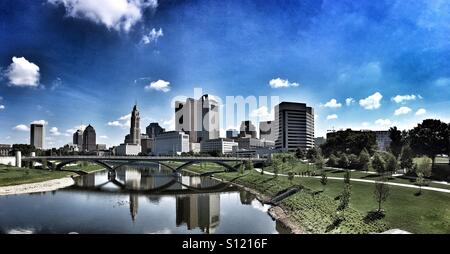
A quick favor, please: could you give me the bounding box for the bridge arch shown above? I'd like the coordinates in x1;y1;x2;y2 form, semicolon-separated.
55;160;114;171
112;160;176;171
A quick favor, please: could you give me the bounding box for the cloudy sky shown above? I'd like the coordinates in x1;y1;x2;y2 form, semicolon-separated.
1;0;450;148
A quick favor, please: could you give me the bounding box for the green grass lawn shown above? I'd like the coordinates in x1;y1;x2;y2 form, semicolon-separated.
0;166;74;187
297;177;450;233
203;167;450;234
63;163;105;173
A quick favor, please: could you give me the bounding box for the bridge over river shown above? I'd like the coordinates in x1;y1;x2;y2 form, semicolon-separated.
21;156;267;173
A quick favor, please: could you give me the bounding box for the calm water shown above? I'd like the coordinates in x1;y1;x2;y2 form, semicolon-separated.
0;164;286;234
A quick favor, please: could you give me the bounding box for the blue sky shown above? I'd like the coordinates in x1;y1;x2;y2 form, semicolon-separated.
1;0;450;148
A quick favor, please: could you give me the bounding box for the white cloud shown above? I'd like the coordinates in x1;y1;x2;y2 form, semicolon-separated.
31;120;48;125
66;125;87;134
345;98;355;106
324;99;342;108
0;105;4;110
100;135;109;139
162;117;175;131
119;113;131;120
108;114;131;129
4;57;40;87
13;124;29;131
49;127;61;136
145;79;170;92
141;28;163;44
268;78;299;88
359;92;382;110
326;114;338;120
48;0;158;32
250;106;273;121
375;119;392;126
415;108;427;116
394;106;412;116
392;94;417;103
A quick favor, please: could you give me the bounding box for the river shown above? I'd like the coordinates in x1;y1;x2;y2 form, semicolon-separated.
0;164;288;234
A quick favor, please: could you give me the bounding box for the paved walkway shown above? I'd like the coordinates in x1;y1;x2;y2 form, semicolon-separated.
254;168;450;194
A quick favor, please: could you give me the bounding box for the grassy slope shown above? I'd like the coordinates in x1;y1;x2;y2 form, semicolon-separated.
184;164;450;233
0;167;73;187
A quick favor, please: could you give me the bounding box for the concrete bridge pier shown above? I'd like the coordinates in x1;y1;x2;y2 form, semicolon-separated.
15;151;21;168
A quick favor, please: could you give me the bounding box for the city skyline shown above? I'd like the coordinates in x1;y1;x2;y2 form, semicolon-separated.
2;0;450;148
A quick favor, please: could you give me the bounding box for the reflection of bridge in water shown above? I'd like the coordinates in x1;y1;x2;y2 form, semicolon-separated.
68;166;252;233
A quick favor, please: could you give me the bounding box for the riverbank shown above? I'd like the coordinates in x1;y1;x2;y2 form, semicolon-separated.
0;177;75;196
0;164;105;196
182;167;305;234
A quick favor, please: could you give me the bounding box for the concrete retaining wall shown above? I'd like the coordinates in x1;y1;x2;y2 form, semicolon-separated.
0;157;16;167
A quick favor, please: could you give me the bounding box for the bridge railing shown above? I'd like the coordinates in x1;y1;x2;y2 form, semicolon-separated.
22;155;266;161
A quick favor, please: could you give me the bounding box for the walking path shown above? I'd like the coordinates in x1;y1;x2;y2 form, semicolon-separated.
254;168;450;194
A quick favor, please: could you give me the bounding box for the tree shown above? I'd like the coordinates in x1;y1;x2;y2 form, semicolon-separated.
327;154;339;167
400;145;414;172
374;180;390;213
338;184;351;211
409;119;449;169
245;160;253;171
389;126;403;158
344;169;351;184
273;160;280;178
385;152;398;176
320;171;328;191
295;147;305;160
288;171;294;185
415;156;432;194
348;154;359;169
358;148;371;171
372;153;386;175
338;153;350;169
315;153;325;170
321;129;377;157
306;147;318;162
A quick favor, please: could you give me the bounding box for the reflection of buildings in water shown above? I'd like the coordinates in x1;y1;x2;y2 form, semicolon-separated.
239;191;256;205
176;194;220;234
147;196;161;204
129;194;139;222
75;173;96;187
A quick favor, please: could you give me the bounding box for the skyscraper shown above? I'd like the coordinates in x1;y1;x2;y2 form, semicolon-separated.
259;121;274;141
175;94;219;143
30;124;44;149
82;124;96;152
73;129;83;147
146;122;165;138
274;102;314;151
129;104;141;145
239;120;257;138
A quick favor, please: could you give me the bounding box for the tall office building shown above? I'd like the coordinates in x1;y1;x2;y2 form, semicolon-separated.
226;129;239;139
129;104;141;145
82;124;96;152
274;102;314;151
175;94;219;143
259;121;274;141
73;129;83;147
239;120;257;138
30;124;44;149
146;122;165;138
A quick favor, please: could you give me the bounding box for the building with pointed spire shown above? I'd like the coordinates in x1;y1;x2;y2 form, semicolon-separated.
130;104;141;145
